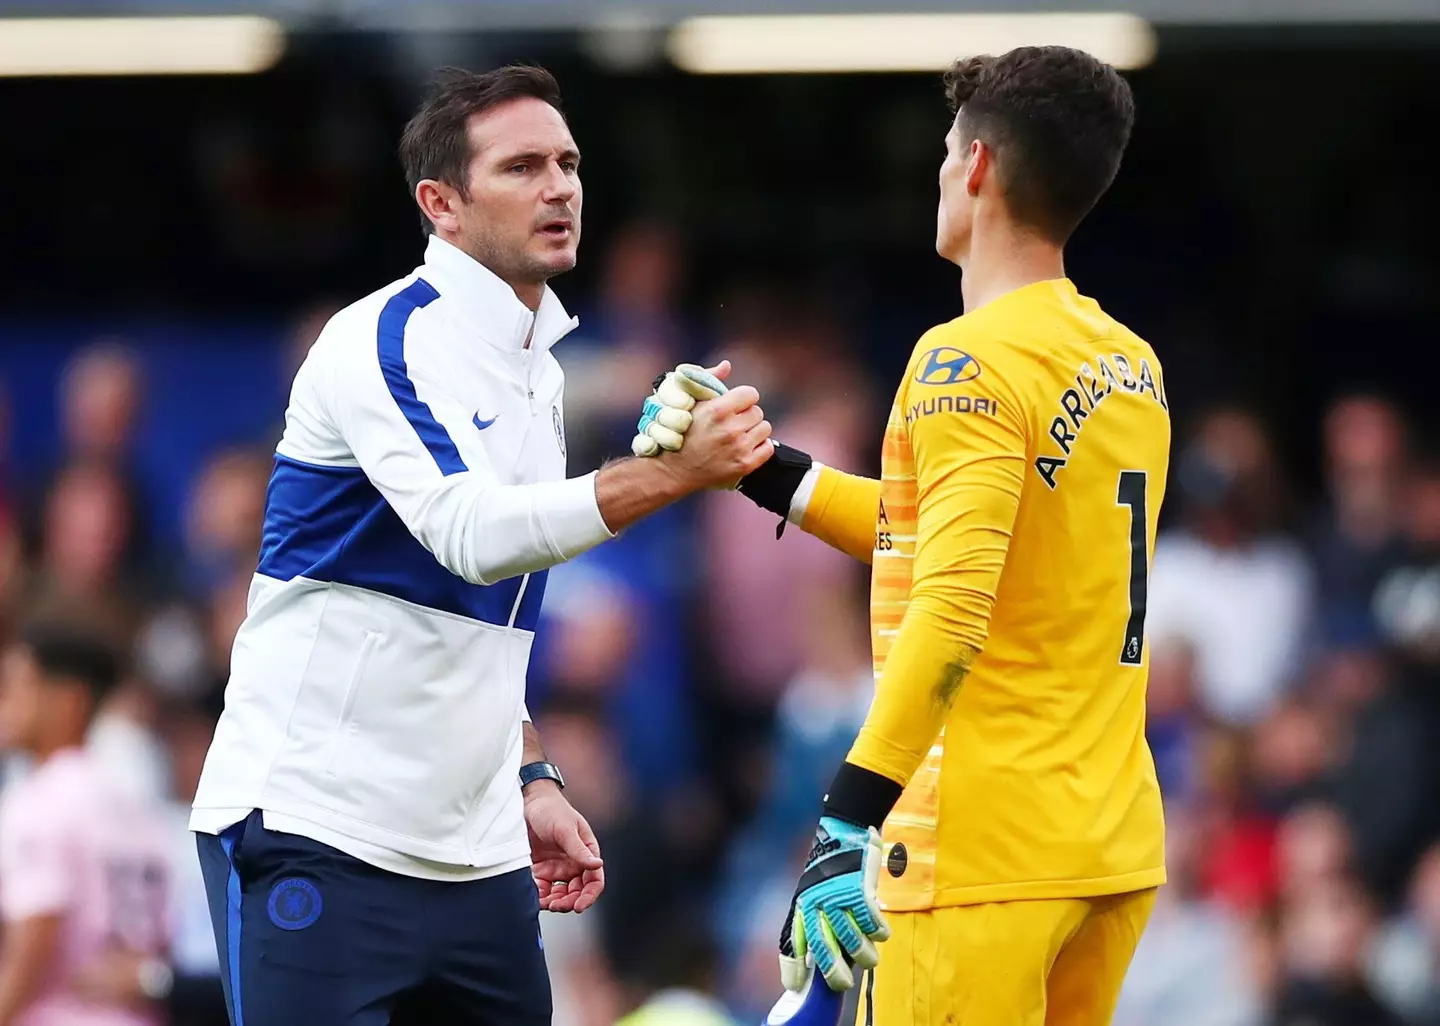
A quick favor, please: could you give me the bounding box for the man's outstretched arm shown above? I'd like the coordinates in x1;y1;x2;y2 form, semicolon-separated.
316;337;769;585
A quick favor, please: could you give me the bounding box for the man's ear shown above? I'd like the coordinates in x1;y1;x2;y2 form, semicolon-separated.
965;139;990;198
416;179;462;234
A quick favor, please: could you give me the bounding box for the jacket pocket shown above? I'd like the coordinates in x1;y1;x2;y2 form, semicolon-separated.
323;629;381;777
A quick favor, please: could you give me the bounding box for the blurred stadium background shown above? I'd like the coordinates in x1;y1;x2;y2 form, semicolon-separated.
3;1;1440;1023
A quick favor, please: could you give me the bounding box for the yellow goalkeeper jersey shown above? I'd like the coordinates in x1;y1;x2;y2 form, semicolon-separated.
802;278;1169;911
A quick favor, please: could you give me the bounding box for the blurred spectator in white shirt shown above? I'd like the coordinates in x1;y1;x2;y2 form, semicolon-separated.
1148;408;1313;725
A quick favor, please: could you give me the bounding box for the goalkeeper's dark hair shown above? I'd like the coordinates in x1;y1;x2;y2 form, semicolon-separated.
944;46;1134;243
15;620;123;707
399;64;565;235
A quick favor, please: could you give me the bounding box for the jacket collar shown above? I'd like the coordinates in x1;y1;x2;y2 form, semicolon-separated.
419;235;579;354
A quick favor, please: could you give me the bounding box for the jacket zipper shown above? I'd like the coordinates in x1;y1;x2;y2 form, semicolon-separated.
324;629;381;776
524;310;541;414
522;348;536;415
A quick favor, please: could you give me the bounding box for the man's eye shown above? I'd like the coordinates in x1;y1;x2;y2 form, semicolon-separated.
508;164;530;174
560;161;578;173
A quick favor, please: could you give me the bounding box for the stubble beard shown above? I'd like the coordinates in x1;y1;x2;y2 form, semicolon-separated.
460;223;575;293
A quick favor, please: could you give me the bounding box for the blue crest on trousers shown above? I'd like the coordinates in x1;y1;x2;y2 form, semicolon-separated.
268;878;323;931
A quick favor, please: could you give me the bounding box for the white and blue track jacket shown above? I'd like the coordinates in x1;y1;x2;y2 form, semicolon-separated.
190;236;614;876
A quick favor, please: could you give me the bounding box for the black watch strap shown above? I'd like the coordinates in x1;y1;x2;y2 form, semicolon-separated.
519;761;566;791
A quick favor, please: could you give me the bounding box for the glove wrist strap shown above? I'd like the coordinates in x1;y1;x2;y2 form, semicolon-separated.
823;762;903;831
736;441;813;522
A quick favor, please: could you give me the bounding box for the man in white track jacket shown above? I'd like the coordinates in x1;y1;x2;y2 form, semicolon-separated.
191;64;773;1026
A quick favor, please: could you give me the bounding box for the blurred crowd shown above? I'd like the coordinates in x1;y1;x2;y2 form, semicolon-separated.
0;220;1438;1026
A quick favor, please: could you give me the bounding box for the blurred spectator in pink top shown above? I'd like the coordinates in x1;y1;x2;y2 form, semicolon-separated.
0;622;172;1026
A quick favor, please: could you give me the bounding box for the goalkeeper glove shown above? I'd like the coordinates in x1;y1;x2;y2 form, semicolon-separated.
778;816;889;993
779;762;904;994
631;364;728;457
631;365;815;528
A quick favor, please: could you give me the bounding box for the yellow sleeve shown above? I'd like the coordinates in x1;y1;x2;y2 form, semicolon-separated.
847;369;1028;787
799;465;880;565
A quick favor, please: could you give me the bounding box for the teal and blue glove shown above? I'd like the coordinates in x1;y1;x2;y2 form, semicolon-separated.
631;364;728;457
778;815;889;993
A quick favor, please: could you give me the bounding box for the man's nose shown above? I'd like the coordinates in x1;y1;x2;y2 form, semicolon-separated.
541;165;577;204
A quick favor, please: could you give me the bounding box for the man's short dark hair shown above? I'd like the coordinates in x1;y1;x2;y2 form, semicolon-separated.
399;64;565;234
18;621;122;706
944;46;1134;243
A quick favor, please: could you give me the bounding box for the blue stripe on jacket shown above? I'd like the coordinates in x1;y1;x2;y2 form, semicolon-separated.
378;278;467;476
257;455;546;630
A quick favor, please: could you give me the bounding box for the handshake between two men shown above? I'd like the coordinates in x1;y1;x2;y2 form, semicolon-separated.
629;361;734;458
628;361;819;536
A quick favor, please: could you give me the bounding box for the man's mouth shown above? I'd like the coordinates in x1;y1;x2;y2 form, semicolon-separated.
537;218;573;238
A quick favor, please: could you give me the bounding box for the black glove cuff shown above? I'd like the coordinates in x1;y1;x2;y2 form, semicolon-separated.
736;441;813;520
823;762;904;831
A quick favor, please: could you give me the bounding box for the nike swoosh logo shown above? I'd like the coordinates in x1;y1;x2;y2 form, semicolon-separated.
473;413;499;430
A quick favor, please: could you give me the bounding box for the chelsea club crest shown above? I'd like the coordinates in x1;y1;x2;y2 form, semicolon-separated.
552;405;566;459
267;877;322;931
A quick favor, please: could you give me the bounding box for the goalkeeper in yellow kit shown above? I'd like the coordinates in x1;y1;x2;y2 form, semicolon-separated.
640;45;1167;1026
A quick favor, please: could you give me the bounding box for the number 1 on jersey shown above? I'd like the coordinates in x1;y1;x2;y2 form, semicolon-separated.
1117;471;1149;666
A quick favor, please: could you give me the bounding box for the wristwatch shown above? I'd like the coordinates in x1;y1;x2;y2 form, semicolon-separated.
519;761;566;791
